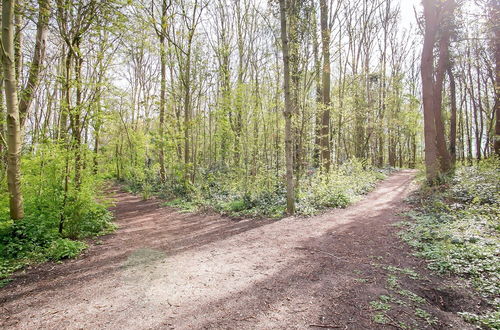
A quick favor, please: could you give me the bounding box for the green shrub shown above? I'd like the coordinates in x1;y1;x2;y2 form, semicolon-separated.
0;142;115;282
141;158;386;218
45;239;87;261
226;199;248;213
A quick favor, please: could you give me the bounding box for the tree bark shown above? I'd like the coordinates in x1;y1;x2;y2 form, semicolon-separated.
491;0;500;156
433;24;452;172
421;0;440;182
279;0;295;215
158;0;168;182
319;0;331;171
1;0;24;219
312;6;321;167
19;0;49;127
448;64;457;165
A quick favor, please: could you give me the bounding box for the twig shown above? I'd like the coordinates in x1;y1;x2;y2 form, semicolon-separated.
315;249;344;259
295;247;345;260
167;301;181;307
309;324;341;329
233;316;256;322
384;315;405;330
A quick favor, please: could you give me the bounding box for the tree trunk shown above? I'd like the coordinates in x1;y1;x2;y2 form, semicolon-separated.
158;0;168;182
73;50;83;188
279;0;295;215
2;0;24;219
491;0;500;156
319;0;331;171
448;64;457;165
421;0;440;182
19;0;49;127
433;16;452;172
312;7;321;167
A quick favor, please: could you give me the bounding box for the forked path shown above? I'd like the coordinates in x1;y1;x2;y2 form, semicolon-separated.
0;171;476;329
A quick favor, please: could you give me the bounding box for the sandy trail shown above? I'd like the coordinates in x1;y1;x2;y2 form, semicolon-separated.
0;171;476;329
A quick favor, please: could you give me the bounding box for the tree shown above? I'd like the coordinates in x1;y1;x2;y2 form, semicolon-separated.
448;64;458;164
490;0;500;156
1;0;24;219
319;0;331;171
56;0;100;187
421;0;455;182
19;0;50;128
279;0;295;215
150;0;171;182
433;1;454;171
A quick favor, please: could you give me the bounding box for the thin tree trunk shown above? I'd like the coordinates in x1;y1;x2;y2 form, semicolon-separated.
19;0;49;127
73;51;83;188
448;64;457;165
158;0;168;182
312;7;321;167
491;0;500;155
279;0;295;215
320;0;331;171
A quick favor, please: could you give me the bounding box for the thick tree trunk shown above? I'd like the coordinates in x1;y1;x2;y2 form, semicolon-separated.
279;0;295;215
2;0;24;219
433;27;452;172
421;0;440;182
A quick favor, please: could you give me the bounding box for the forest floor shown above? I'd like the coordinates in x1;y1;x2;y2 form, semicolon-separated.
0;170;486;329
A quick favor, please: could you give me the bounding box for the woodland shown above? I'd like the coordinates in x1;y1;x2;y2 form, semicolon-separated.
0;0;499;328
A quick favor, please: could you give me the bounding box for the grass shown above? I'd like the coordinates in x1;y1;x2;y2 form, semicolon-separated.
370;300;391;311
384;265;422;280
399;158;500;328
398;289;426;304
415;308;438;325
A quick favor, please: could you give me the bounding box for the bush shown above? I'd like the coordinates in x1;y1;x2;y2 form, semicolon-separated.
46;239;87;261
0;142;115;282
295;159;383;215
149;159;385;218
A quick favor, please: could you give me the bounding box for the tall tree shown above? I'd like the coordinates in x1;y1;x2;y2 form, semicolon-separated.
490;0;500;156
319;0;331;171
421;0;455;182
448;64;458;164
433;1;454;171
151;0;171;182
421;0;440;181
1;0;24;219
279;0;295;215
19;0;50;127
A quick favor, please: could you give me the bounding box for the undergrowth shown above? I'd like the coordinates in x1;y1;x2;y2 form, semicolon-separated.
0;143;115;287
123;159;392;218
399;158;500;328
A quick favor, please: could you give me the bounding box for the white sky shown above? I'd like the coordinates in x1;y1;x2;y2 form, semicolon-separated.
400;0;421;27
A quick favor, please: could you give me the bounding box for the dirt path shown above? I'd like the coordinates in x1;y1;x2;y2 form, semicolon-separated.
0;171;480;329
